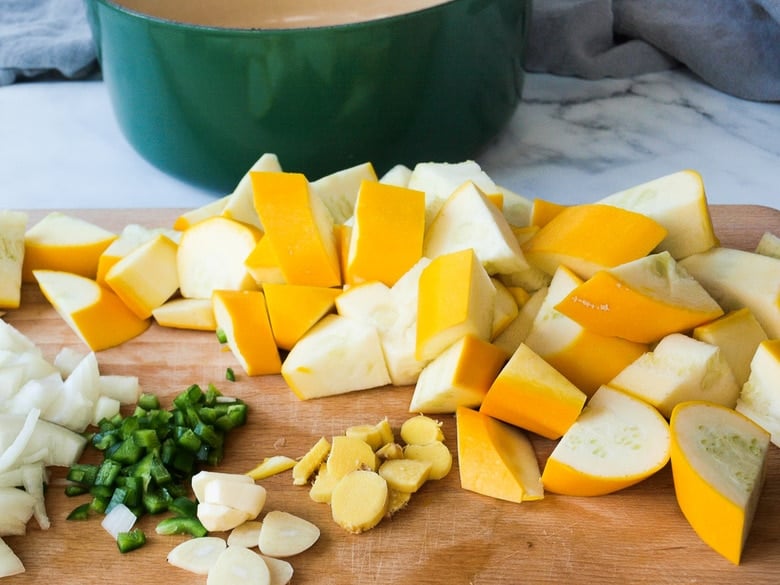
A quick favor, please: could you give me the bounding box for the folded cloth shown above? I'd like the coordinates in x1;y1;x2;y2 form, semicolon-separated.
0;0;97;85
525;0;780;102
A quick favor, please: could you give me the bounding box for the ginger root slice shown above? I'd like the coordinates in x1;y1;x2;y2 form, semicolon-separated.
331;470;388;534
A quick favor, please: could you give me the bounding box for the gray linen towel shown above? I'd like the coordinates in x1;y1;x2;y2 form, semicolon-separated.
526;0;780;102
0;0;96;85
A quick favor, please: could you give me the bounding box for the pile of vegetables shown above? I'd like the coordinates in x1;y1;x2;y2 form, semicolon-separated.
65;383;248;551
1;155;780;577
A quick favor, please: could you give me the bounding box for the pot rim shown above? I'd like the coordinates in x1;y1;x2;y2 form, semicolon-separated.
87;0;459;33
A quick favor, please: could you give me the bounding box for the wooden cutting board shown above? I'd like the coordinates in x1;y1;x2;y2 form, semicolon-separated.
4;204;780;584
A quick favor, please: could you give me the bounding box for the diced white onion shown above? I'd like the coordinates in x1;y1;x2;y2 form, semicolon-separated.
101;503;137;540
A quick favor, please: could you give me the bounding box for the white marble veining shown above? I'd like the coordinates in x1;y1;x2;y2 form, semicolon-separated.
480;69;780;207
1;68;778;211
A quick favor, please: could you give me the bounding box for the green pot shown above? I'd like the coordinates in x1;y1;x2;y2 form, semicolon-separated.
85;0;532;192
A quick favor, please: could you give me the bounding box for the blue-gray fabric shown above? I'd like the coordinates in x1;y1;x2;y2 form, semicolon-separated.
525;0;780;101
0;0;95;85
0;0;779;101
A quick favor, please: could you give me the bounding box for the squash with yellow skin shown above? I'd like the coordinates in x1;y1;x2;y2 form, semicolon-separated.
251;171;341;288
345;180;425;286
33;269;150;351
212;289;281;376
521;203;667;279
480;343;586;440
23;212;117;282
670;401;769;565
263;282;340;350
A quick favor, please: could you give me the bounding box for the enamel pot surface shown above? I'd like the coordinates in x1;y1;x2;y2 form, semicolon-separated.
85;0;532;191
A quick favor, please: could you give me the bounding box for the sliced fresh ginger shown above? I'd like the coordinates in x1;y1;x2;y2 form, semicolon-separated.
330;469;389;534
309;463;338;504
246;455;297;480
403;441;453;480
345;423;384;450
257;511;320;558
326;435;378;480
292;436;330;486
400;414;444;445
378;458;431;493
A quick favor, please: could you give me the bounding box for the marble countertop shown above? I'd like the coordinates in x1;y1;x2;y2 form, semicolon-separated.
1;68;778;211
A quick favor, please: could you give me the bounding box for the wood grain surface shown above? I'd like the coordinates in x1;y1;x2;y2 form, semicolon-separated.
4;204;780;585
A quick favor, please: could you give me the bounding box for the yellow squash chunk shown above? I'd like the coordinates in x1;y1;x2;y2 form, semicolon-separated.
400;414;444;445
455;406;543;503
251;171;341;287
378;458;431;493
416;248;496;362
151;298;216;331
330;469;388;533
407;160;500;226
245;455;297;480
542;386;671;496
379;163;412;188
521;203;667;279
409;334;508;414
334;223;351;280
177;216;261;299
104;234;179;319
480;343;587;440
262;282;340;350
755;231;780;259
335;261;431;387
693;308;768;386
281;314;391;399
345;180;425;286
97;223;178;284
670;401;769;564
173;195;230;231
424;181;529;275
33;270;150;351
292;436;331;486
493;286;548;357
529;198;566;227
244;235;285;286
309;161;378;225
679;246;780;338
23;212;117;282
326;435;378;480
491;278;519;339
524;266;647;396
212;289;281;376
0;210;27;309
608;333;740;419
485;192;504;210
506;285;531;307
736;339;780;446
403;441;453;480
497;185;533;227
597;169;718;259
555;251;724;344
221;152;282;230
